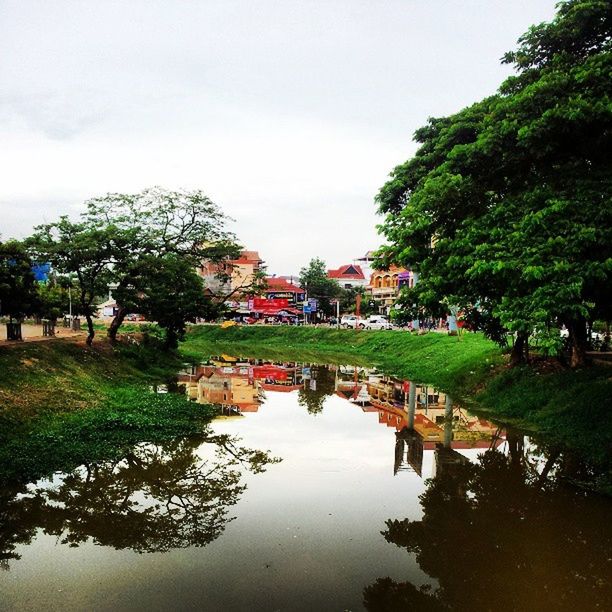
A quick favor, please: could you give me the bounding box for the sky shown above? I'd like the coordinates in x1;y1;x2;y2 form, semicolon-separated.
0;0;558;275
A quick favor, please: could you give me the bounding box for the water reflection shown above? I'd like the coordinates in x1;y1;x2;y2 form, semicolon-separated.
364;436;612;611
1;356;609;610
0;433;279;569
181;356;502;479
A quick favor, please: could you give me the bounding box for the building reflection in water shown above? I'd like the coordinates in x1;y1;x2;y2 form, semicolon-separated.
180;357;503;479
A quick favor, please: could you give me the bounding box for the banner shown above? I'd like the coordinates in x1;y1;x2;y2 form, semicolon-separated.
252;297;289;311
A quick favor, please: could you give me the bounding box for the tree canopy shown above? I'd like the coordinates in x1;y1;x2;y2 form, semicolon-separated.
29;187;239;345
376;0;612;366
299;257;341;317
82;187;242;341
0;240;38;322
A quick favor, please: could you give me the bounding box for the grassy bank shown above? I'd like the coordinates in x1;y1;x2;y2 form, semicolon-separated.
181;325;612;472
0;339;215;485
181;325;503;395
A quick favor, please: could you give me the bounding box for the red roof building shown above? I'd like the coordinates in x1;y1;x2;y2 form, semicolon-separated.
327;264;367;289
264;277;306;304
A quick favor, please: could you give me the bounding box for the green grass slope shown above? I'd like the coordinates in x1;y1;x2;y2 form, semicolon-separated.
181;325;612;474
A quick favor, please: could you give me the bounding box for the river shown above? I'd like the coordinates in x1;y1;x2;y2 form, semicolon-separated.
0;355;610;611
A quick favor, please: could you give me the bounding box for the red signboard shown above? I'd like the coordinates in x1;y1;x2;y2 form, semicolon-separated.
252;298;289;311
251;365;289;381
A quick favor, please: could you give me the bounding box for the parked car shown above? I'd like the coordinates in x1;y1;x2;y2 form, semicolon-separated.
364;315;392;330
341;315;366;329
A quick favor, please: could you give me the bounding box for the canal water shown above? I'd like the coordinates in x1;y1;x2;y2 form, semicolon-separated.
1;356;610;611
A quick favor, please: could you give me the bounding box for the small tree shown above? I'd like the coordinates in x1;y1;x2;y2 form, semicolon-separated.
0;240;38;323
35;276;73;323
29;218;124;345
138;254;219;349
299;258;341;317
339;286;375;317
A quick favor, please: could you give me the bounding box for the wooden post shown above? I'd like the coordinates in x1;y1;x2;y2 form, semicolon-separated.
42;319;56;337
6;322;22;341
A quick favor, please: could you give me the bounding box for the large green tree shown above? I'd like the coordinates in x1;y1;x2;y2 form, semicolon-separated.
376;0;612;367
29;188;239;346
82;187;241;342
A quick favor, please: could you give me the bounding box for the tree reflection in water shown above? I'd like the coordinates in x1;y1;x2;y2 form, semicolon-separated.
0;433;279;568
364;435;611;611
297;365;337;415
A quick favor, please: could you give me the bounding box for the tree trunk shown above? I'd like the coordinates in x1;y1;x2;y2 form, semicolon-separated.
164;328;178;350
568;318;587;368
507;429;524;467
84;313;95;346
509;331;528;366
108;306;129;344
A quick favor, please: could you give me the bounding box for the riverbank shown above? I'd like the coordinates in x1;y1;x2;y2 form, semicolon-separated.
1;327;610;491
0;339;215;485
181;325;612;478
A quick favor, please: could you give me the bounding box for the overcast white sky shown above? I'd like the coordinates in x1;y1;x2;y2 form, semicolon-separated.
0;0;557;275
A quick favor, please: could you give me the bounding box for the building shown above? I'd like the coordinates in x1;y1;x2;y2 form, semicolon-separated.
354;250;377;284
229;250;264;295
327;264;367;289
198;249;264;299
264;277;306;305
368;265;413;313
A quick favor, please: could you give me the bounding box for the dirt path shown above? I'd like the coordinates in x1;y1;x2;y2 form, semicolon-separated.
0;323;85;343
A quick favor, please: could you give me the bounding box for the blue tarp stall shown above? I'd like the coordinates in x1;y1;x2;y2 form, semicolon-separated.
32;263;51;282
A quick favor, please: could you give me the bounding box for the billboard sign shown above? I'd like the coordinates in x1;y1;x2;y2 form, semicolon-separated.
252;298;289;311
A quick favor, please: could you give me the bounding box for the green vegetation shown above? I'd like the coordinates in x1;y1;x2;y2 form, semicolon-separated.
181;325;612;472
182;325;502;394
27;187;243;346
376;0;612;367
0;339;214;486
0;389;216;485
299;257;342;317
0;240;38;321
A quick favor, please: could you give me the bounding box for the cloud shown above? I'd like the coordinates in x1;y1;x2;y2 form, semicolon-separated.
0;0;558;273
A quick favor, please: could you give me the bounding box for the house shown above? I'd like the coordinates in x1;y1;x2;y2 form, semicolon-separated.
327;264;367;289
198;249;264;299
368;265;414;313
264;277;306;305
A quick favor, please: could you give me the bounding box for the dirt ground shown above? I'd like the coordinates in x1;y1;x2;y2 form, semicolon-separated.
0;323;85;343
